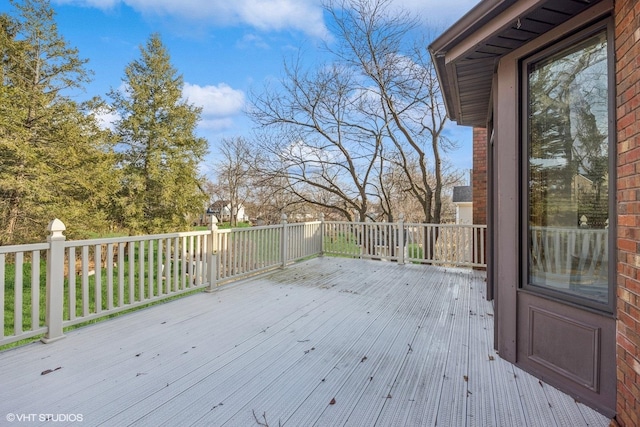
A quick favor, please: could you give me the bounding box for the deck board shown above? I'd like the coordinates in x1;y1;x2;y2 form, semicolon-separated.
0;257;609;426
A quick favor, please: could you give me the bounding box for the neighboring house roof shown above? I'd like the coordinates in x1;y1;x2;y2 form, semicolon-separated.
209;200;229;210
207;201;246;217
428;0;606;127
452;186;473;203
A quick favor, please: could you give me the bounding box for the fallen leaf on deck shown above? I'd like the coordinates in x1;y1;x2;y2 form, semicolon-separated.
329;398;336;405
41;367;62;376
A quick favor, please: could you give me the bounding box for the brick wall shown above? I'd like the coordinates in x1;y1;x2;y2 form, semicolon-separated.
472;127;488;271
472;127;488;226
614;0;640;425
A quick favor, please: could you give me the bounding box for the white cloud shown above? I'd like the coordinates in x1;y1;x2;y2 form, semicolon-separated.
236;34;271;50
182;82;245;117
199;118;236;132
55;0;330;40
92;83;245;132
53;0;475;41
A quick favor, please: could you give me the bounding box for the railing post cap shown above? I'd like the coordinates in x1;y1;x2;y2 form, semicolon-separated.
281;213;288;222
399;213;405;221
47;219;66;238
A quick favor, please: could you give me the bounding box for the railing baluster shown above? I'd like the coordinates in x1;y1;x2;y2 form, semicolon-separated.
147;240;154;299
31;251;40;330
164;238;171;294
181;237;187;290
128;242;135;305
173;237;179;292
118;242;125;307
107;243;114;310
94;244;102;314
138;241;145;301
68;247;76;321
156;239;163;296
82;246;89;317
14;252;23;336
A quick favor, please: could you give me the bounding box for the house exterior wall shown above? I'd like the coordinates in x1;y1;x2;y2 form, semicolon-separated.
455;202;473;224
472;127;488;273
472;127;488;226
614;0;640;424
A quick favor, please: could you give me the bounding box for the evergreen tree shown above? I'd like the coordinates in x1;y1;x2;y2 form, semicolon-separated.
110;33;208;234
0;0;117;244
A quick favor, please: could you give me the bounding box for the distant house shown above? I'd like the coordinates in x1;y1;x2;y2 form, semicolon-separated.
430;0;639;422
206;201;248;224
452;186;473;225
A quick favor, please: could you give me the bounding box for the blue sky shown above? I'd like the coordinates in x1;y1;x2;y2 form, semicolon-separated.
1;0;479;178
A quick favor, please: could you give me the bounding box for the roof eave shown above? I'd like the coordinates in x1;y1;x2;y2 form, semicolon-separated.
428;0;514;125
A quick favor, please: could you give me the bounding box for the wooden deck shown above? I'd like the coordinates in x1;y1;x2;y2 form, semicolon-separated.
0;257;609;426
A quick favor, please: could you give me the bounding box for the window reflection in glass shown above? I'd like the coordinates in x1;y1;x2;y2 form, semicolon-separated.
527;31;609;304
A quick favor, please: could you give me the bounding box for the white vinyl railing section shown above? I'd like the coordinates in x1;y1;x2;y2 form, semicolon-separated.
214;218;322;283
0;219;216;347
322;218;486;268
1;216;485;347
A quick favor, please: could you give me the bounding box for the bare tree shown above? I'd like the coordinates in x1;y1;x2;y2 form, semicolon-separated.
250;0;459;224
215;137;254;226
325;0;458;223
250;61;383;221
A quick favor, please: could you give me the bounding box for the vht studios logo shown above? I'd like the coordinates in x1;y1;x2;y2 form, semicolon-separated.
6;413;84;423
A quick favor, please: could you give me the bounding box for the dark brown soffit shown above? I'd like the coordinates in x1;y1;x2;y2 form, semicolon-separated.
429;0;604;127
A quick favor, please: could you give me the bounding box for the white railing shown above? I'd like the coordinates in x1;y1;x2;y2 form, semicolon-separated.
213;218;321;283
323;219;487;268
1;217;485;347
0;242;50;345
1;219;216;347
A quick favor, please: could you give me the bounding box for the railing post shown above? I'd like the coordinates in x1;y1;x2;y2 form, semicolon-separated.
398;214;405;265
319;213;325;257
205;218;218;292
281;214;289;268
42;219;66;344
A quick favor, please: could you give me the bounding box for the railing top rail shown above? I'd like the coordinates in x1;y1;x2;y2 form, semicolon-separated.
220;224;279;233
217;221;321;233
0;242;50;253
324;221;398;226
64;230;211;247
